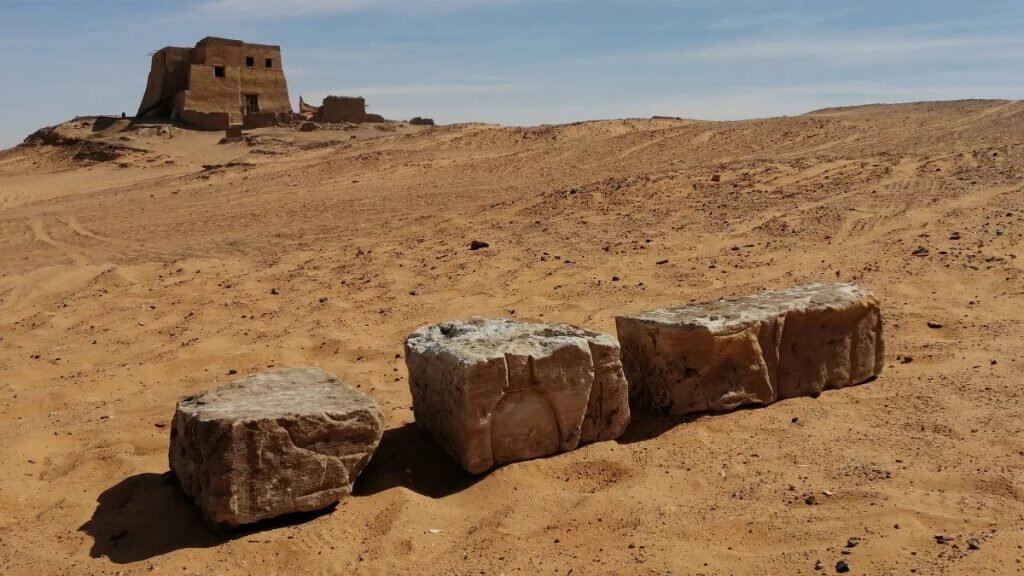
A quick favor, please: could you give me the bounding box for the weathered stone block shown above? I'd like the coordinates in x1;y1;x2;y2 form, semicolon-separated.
616;283;884;416
169;367;383;529
405;318;630;474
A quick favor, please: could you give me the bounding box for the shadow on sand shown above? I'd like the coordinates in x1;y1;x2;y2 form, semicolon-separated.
614;413;704;444
79;424;478;562
78;472;335;563
615;386;856;444
88;114;177;133
354;422;483;498
617;401;788;444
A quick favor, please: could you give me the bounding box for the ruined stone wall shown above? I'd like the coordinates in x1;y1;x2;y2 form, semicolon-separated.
240;44;282;70
242;112;293;129
239;69;291;114
317;96;366;123
180;64;242;129
137;47;192;117
194;37;244;66
179;108;232;131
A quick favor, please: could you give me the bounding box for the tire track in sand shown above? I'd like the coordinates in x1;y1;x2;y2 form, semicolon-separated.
28;216;90;265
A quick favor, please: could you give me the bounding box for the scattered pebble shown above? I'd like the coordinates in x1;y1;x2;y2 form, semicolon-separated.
912;246;930;256
469;240;490;251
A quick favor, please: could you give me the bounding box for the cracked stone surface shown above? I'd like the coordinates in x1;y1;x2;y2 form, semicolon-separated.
169;367;384;529
616;282;884;416
405;318;630;474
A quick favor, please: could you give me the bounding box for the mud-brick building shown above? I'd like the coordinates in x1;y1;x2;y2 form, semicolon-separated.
137;37;292;130
316;96;367;123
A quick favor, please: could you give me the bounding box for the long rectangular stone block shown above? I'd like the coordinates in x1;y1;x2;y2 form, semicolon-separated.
404;318;630;474
616;283;884;416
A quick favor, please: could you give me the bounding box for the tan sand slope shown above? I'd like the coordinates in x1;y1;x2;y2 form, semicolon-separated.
0;100;1022;575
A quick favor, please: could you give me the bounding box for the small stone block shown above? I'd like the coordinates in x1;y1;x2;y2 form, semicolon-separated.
169;367;384;529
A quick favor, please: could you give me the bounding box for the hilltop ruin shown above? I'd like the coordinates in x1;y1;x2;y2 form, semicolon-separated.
137;37;292;131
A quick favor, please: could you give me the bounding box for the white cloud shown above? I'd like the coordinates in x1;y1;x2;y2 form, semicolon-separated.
307;82;527;98
200;0;515;16
706;8;851;32
574;33;1024;66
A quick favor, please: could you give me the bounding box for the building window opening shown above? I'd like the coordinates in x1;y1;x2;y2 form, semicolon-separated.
265;58;273;68
246;56;254;67
214;66;226;78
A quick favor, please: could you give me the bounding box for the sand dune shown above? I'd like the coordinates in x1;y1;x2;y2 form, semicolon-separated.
1;100;1022;575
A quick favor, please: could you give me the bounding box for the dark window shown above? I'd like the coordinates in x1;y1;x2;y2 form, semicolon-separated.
214;66;225;78
265;58;273;68
245;56;254;67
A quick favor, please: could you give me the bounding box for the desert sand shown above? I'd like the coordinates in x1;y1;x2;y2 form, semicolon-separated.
0;100;1022;575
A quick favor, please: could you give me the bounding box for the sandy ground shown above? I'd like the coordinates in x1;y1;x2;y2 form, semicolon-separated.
1;101;1022;575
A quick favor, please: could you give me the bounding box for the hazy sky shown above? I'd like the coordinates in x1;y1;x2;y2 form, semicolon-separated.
1;0;1022;147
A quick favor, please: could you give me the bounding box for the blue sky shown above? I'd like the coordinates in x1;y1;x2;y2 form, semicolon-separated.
1;0;1022;148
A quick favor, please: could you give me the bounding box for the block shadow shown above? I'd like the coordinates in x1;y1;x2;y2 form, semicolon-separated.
615;412;705;444
616;381;875;444
354;423;482;498
81;424;484;563
78;471;334;564
617;402;780;444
